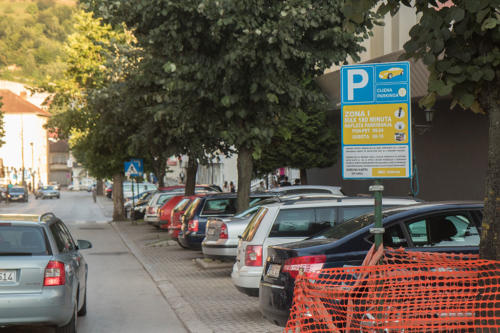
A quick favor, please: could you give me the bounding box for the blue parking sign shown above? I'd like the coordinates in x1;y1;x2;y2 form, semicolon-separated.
340;61;412;180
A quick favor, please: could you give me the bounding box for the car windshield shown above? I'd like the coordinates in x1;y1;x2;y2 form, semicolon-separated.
41;186;54;191
0;226;49;255
9;188;25;193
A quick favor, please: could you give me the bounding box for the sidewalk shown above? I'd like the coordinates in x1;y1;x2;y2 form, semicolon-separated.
111;220;282;333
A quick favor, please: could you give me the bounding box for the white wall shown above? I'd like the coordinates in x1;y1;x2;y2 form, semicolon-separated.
0;113;49;186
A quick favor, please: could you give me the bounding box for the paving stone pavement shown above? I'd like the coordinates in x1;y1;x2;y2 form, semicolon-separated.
113;221;283;333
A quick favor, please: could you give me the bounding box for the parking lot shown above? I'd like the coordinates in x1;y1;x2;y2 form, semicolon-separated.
113;221;282;333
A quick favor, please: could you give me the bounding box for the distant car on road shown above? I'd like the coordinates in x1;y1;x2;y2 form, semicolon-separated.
48;182;60;190
0;212;92;332
7;187;28;202
35;186;60;200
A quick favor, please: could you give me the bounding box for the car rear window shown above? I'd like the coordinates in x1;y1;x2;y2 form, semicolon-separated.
201;198;237;216
0;225;50;255
174;199;191;212
184;198;202;219
269;207;336;237
241;207;268;241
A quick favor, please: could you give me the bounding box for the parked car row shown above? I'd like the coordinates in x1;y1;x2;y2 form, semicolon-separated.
144;185;484;328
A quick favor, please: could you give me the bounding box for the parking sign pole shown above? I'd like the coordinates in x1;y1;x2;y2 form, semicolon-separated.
369;180;384;249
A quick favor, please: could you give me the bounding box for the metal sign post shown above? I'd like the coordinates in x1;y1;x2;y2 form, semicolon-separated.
341;62;412;250
124;159;144;221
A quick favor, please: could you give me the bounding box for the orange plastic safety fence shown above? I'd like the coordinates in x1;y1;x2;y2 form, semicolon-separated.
285;247;500;332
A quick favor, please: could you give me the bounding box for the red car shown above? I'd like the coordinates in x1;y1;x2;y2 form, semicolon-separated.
158;195;185;230
168;194;206;239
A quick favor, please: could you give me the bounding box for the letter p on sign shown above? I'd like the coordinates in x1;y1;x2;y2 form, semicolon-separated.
347;69;369;100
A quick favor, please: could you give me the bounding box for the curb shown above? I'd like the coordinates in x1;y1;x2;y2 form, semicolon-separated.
111;222;212;333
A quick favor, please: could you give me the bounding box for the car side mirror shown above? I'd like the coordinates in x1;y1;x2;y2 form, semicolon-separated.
77;240;92;250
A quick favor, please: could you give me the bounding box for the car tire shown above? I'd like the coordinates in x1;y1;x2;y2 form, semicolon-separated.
388;73;393;79
57;196;61;199
56;304;77;333
78;290;87;316
177;238;189;249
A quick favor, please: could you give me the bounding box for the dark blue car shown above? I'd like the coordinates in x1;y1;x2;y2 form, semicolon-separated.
178;193;274;249
259;201;483;326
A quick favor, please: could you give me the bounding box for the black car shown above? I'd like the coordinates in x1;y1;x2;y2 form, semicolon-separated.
7;187;28;202
259;202;483;326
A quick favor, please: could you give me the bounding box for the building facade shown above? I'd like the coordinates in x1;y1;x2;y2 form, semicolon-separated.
0;89;50;188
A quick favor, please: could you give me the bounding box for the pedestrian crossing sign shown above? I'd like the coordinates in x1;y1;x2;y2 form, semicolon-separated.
124;159;144;177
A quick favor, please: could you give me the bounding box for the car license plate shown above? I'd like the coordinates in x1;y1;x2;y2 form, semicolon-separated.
0;270;16;282
267;264;281;278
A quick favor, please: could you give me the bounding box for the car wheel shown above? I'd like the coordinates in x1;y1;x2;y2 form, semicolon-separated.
56;304;77;333
388;73;393;79
58;196;61;199
78;289;87;316
177;238;189;249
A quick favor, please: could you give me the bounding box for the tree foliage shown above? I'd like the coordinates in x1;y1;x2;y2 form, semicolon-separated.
343;0;500;260
0;0;75;84
84;0;377;209
254;88;339;183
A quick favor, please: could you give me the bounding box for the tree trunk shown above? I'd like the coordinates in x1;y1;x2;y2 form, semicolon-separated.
185;155;198;196
96;179;103;196
237;146;253;213
480;89;500;261
112;173;125;221
300;168;308;185
153;157;167;188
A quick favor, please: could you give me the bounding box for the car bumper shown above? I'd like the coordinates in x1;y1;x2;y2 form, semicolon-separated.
144;215;159;224
168;227;180;239
178;232;204;248
0;287;73;327
259;281;292;327
231;262;262;296
201;241;237;259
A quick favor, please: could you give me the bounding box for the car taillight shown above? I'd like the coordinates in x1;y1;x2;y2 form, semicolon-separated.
44;261;66;286
219;223;228;239
245;245;263;267
188;219;199;232
282;255;326;279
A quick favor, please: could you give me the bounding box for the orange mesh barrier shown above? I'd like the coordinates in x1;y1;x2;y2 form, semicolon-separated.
285;246;500;332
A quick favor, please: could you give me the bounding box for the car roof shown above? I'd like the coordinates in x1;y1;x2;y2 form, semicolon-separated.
266;185;343;193
380;201;483;220
261;196;420;209
0;212;58;224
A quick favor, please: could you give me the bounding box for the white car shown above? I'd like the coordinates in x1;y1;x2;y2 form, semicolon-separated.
231;196;420;296
144;192;179;226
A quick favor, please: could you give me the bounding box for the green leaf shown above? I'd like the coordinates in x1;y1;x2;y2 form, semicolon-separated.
436;82;453;96
481;18;498;30
459;93;475;108
476;8;490;24
449;7;465;23
418;92;436;110
221;96;231;107
447;66;463;74
266;93;279;104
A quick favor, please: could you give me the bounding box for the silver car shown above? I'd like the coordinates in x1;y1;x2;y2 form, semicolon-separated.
0;213;91;332
203;205;262;259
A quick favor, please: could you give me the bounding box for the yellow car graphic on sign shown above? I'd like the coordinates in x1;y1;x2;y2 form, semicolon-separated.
379;67;404;79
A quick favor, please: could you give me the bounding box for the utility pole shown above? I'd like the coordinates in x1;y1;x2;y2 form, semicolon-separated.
30;142;34;191
21;113;25;186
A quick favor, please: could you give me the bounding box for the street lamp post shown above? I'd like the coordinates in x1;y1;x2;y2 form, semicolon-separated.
30;142;34;192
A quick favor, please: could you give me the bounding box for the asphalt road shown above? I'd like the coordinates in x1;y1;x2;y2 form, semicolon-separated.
0;191;187;333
